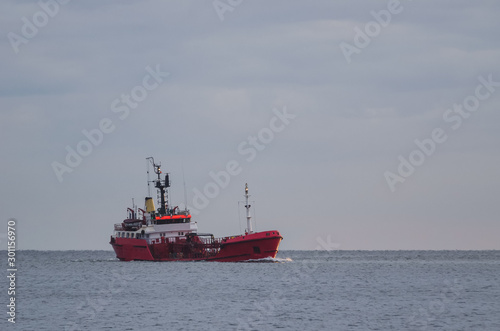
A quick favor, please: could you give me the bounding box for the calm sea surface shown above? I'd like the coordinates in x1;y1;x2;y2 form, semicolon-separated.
1;250;500;330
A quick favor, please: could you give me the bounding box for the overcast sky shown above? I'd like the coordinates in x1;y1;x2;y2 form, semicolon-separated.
1;1;499;250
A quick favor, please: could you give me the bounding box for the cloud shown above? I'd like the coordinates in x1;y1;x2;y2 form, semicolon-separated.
1;0;499;250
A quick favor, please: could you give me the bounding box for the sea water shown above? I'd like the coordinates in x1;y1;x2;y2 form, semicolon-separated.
1;250;499;330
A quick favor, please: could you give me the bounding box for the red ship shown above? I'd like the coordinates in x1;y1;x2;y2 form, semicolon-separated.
110;157;282;262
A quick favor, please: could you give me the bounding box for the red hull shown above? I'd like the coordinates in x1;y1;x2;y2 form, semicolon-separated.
111;231;282;262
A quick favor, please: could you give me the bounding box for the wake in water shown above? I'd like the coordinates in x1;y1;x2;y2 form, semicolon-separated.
71;258;121;263
70;255;294;263
245;256;293;263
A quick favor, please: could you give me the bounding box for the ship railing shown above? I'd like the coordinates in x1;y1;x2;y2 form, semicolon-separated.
114;223;123;231
166;236;222;248
198;237;213;245
148;236;222;260
157;236;216;245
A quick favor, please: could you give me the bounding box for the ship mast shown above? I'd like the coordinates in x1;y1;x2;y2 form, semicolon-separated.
244;183;253;234
146;157;170;216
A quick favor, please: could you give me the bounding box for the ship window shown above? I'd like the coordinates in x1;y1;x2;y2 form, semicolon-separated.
266;233;270;236
126;233;129;238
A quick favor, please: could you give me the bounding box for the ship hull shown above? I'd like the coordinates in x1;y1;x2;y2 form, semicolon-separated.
110;231;282;262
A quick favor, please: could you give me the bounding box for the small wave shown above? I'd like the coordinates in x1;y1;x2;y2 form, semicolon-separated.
71;258;119;263
246;257;293;263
